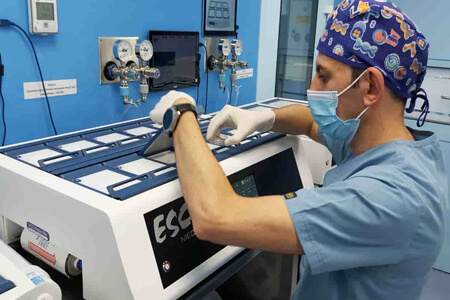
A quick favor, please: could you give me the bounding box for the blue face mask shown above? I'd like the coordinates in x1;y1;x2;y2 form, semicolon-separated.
307;70;369;144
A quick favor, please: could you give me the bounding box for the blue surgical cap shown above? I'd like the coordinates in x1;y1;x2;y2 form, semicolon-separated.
317;0;430;126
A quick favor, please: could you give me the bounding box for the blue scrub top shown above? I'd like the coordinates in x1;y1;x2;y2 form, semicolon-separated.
286;128;448;300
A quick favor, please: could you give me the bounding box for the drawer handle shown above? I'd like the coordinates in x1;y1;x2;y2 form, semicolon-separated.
442;95;450;100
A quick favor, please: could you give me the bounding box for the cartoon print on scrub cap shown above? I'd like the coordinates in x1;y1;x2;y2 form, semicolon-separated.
317;0;430;127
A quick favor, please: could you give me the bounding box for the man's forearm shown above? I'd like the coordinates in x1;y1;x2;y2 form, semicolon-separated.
271;104;316;136
150;97;304;254
172;111;304;254
172;111;237;237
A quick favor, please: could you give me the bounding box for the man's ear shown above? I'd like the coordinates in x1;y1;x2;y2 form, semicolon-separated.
362;67;385;107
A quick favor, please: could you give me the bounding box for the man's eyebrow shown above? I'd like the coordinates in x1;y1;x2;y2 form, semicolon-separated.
316;64;328;73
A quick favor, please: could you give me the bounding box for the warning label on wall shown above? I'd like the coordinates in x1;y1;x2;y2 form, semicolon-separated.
24;79;77;100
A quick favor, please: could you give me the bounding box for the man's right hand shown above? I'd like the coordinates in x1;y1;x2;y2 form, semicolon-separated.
206;105;276;146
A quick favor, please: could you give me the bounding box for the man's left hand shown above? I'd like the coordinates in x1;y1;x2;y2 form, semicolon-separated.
149;91;196;124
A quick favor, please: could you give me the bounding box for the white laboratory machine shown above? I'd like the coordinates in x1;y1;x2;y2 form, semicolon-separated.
0;239;62;300
0;99;330;299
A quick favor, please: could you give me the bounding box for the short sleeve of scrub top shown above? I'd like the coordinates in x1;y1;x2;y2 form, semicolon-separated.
285;172;421;275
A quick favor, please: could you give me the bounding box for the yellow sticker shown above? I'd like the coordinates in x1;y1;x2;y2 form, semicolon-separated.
284;192;297;200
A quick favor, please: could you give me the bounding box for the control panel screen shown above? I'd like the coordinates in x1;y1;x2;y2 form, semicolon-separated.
36;3;55;21
232;175;259;197
204;0;237;36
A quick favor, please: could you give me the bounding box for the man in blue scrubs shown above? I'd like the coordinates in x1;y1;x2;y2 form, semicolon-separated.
149;0;448;299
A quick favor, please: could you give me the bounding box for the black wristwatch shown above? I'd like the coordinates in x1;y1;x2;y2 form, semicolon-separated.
163;103;197;137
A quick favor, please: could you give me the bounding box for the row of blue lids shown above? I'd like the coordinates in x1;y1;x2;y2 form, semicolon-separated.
0;107;284;200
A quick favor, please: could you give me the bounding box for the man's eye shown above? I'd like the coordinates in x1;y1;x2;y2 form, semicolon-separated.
319;74;327;82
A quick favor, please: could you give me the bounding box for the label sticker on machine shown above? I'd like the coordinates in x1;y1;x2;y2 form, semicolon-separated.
27;222;50;241
24;79;77;100
144;198;225;289
236;68;254;80
26;270;50;286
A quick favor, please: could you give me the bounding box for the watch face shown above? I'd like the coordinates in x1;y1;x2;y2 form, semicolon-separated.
163;109;174;131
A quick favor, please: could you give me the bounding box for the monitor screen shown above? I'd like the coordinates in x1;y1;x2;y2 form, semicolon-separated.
36;2;55;21
149;31;199;91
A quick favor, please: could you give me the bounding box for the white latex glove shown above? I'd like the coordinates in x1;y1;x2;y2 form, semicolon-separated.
149;91;196;124
206;105;276;146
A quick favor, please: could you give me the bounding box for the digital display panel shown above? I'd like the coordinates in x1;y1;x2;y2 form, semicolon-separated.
36;3;55;21
232;175;259;197
204;0;237;36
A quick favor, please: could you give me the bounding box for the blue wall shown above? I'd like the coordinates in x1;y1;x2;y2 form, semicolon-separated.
0;0;261;145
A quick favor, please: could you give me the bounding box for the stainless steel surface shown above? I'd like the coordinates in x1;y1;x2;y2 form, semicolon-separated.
143;66;160;79
229;59;248;88
140;129;174;157
207;38;248;89
98;37;139;85
127;62;141;81
205;36;228;73
110;64;122;79
237;61;248;69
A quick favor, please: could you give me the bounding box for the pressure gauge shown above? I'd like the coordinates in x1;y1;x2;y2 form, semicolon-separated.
136;40;154;62
231;39;243;56
218;39;231;57
113;40;134;63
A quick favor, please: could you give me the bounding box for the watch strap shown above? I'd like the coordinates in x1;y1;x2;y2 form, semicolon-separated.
174;103;197;119
166;103;197;137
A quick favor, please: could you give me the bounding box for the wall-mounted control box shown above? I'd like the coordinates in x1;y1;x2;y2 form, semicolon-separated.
27;0;59;35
